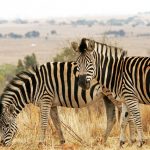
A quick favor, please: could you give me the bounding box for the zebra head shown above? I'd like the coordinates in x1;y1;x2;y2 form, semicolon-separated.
71;38;96;90
0;104;18;146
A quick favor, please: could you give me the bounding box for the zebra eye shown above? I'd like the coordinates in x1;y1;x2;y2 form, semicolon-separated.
2;126;7;132
5;124;9;128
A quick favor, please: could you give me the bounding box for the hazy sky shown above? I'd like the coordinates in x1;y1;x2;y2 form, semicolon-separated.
0;0;150;19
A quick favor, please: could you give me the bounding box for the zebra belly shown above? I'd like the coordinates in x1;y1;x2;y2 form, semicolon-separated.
53;81;101;108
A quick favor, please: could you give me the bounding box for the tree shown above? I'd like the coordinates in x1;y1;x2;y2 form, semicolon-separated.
24;53;38;69
16;59;25;73
53;47;77;62
25;31;40;38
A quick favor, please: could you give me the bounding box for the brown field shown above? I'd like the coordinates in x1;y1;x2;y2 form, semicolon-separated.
0;22;149;65
0;20;150;149
0;104;150;150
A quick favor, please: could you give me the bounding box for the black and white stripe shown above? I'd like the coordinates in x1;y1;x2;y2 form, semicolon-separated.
0;61;117;146
73;38;149;147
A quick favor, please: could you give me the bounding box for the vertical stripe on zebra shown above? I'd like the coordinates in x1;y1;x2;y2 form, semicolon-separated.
72;38;149;147
0;61;116;146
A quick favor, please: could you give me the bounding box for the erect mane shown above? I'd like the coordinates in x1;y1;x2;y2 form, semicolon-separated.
1;65;38;99
0;102;3;115
79;38;87;53
78;38;127;57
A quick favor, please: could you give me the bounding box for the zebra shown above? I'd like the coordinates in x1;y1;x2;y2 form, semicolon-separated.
72;38;150;147
0;61;119;146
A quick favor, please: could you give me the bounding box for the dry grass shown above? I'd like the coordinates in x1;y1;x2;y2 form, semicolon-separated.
0;103;150;150
0;23;149;65
0;22;149;149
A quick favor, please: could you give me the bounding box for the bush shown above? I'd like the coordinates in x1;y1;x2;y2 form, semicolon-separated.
16;59;25;73
53;47;77;62
51;30;57;35
24;53;38;69
105;30;126;37
0;64;16;91
0;33;3;38
7;32;23;39
0;64;16;77
13;19;28;24
16;53;38;73
25;31;40;38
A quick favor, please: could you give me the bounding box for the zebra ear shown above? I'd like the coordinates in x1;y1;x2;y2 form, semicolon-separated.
87;40;95;52
121;50;127;59
9;105;15;114
71;42;79;52
79;38;87;53
6;105;15;114
0;103;3;114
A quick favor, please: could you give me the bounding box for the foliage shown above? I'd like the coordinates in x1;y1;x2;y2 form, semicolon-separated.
71;19;97;26
0;64;16;91
0;64;16;77
7;32;23;39
16;59;25;73
105;30;126;37
25;30;40;38
13;18;28;24
53;47;78;62
51;30;57;35
0;53;38;91
16;53;38;73
24;53;38;69
46;19;56;25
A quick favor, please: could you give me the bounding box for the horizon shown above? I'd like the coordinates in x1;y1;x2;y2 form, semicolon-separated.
0;0;149;20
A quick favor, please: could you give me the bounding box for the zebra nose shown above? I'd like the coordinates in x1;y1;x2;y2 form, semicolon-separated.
78;75;90;90
0;140;5;146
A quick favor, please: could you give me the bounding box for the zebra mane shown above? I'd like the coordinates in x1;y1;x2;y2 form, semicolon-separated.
79;38;88;53
1;65;38;99
0;103;3;115
80;38;127;58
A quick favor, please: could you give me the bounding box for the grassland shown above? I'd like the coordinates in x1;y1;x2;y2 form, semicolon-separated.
0;104;150;150
0;19;149;150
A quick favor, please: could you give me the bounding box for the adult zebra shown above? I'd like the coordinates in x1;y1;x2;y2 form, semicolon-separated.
72;38;150;147
0;61;118;146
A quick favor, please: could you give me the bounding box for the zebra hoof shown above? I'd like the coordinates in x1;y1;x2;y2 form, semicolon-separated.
120;141;125;147
130;139;136;144
137;140;145;147
128;139;136;146
60;140;65;145
38;141;47;148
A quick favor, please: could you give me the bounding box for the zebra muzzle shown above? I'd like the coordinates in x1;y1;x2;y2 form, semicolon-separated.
78;75;90;90
0;140;5;146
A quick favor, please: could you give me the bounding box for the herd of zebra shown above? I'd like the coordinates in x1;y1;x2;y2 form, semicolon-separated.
0;38;149;148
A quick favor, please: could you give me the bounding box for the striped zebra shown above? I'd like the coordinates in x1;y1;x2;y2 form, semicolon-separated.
72;38;150;147
0;61;118;146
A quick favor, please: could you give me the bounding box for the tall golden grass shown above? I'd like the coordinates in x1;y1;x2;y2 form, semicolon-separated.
0;102;150;150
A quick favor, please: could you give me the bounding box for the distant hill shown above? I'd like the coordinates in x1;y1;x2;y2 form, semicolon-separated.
0;12;150;27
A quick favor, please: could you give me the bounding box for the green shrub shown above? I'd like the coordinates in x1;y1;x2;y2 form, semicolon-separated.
16;53;38;73
0;64;16;91
53;47;77;62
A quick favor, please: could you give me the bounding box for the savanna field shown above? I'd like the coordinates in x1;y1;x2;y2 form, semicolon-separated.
0;14;150;150
1;104;150;150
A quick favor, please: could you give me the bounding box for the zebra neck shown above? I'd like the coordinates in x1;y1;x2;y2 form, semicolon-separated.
100;56;124;94
1;68;40;115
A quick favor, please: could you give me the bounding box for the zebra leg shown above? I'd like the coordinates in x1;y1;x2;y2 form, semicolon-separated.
50;106;65;144
119;103;129;146
102;95;116;143
120;103;136;147
39;99;52;144
125;98;145;147
128;114;136;144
